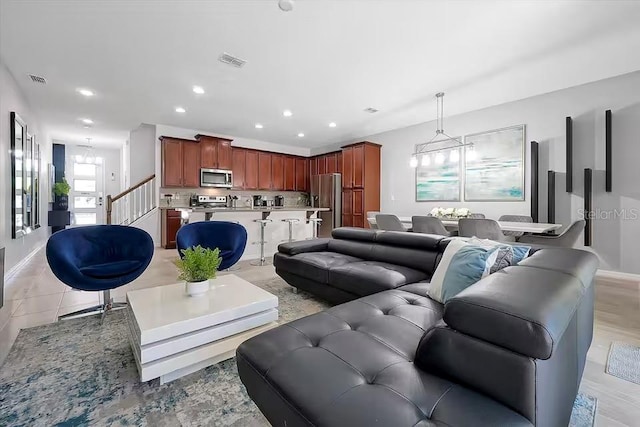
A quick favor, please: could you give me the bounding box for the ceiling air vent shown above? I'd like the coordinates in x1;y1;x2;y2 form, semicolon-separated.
364;107;379;113
218;52;247;68
28;74;47;84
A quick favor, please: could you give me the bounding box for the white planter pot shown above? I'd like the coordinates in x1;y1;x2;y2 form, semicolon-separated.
185;280;210;297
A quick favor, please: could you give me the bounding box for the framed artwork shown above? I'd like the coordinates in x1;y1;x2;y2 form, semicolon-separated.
416;146;461;201
464;125;525;201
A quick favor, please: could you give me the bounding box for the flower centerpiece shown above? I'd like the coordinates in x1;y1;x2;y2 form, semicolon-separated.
430;207;471;219
175;245;222;296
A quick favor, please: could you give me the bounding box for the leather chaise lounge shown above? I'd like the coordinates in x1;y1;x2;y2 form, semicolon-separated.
237;228;599;426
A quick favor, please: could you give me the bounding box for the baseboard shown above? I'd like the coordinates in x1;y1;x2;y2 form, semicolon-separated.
4;241;46;282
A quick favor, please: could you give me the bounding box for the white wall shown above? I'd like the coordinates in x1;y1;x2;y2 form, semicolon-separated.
317;70;640;273
129;123;156;186
0;61;51;273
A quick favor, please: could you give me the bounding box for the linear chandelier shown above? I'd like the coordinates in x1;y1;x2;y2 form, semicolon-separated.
410;92;474;167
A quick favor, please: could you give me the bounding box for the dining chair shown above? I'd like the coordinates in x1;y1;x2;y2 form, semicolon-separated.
458;218;514;242
366;211;380;229
411;216;452;236
375;214;406;232
469;213;486;219
498;214;533;238
518;220;585;247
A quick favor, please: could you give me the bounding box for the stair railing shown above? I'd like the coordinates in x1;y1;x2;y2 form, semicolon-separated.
106;174;156;225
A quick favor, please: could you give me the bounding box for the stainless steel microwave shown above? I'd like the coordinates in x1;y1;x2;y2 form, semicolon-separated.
200;168;233;188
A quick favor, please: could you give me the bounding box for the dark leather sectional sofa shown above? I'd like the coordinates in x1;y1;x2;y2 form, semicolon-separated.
237;228;599;427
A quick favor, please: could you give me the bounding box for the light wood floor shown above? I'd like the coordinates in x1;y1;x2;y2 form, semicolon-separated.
1;248;639;426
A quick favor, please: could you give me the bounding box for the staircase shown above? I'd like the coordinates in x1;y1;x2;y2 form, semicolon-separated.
106;174;157;225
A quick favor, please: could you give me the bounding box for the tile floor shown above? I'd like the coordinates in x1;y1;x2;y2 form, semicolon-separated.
1;248;640;425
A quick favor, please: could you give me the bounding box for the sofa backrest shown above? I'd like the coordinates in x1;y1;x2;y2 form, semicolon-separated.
328;228;447;275
415;248;598;426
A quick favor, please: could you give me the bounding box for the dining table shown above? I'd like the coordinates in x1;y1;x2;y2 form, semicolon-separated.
367;216;563;234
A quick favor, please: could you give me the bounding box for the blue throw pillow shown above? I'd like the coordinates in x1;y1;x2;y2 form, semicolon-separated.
511;245;531;264
440;245;513;303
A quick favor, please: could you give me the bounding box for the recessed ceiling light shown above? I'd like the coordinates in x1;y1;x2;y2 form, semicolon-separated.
81;118;94;124
175;107;186;113
297;133;305;138
255;123;264;129
283;110;293;117
329;122;337;128
192;85;205;94
77;88;94;97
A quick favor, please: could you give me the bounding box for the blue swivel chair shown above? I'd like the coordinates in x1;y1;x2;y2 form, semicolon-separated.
46;225;154;320
176;221;248;270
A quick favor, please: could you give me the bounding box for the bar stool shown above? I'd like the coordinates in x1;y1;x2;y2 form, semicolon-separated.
251;219;273;266
307;217;323;240
281;218;301;243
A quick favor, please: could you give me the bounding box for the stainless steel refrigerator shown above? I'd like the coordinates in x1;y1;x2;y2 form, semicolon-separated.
310;173;342;237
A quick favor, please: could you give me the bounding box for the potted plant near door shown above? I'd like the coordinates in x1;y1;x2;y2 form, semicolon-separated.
175;245;222;296
53;177;71;211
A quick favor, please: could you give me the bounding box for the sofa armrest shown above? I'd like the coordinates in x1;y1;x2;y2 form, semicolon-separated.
277;238;331;256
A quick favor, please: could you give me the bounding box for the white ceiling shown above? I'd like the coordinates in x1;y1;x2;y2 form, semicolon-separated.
2;0;640;149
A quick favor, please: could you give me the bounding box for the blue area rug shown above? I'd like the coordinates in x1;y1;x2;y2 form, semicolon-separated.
0;277;597;426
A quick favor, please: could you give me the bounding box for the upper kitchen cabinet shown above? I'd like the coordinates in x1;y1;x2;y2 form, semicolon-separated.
284;156;296;191
232;148;246;189
195;134;233;170
295;158;308;192
161;137;183;187
182;141;201;187
245;150;259;190
271;154;284;191
160;136;200;188
258;152;272;190
325;152;338;174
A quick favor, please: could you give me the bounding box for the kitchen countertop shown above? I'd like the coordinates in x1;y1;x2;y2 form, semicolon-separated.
161;206;329;212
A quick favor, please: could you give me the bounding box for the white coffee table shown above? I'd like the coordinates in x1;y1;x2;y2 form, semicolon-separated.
125;274;278;384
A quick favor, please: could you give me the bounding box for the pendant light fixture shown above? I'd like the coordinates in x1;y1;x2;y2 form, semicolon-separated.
410;92;472;168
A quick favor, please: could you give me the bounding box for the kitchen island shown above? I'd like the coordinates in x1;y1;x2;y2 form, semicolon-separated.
166;206;330;262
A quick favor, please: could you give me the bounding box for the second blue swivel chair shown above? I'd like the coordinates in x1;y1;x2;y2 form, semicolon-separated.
176;221;248;270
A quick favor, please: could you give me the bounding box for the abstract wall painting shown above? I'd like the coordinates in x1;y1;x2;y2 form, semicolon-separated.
464;125;525;201
416;146;461;201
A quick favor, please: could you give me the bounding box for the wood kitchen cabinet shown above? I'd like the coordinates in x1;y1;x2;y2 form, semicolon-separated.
196;135;233;170
317;156;327;174
309;157;318;177
271;154;284;191
182;141;201;187
337;151;343;175
325;153;338;174
161;138;183;187
284;156;296;191
232;148;246;189
162;209;181;249
295;158;308;192
341;142;381;228
258;152;272;190
245;150;259;190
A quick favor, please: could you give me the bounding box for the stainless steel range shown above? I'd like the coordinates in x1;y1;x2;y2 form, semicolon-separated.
194;195;227;208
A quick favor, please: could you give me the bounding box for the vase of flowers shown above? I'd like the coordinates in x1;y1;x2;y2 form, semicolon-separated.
174;245;222;296
430;207;471;219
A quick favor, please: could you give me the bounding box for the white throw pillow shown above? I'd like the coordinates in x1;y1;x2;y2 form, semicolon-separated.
428;239;469;303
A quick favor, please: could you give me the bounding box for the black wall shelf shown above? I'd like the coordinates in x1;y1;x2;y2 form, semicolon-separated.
548;170;556;224
531;141;539;223
584;168;592;246
606;110;612;192
566;116;573;193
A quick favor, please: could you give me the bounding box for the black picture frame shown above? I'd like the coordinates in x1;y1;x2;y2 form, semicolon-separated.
605;110;612;192
566;116;573;193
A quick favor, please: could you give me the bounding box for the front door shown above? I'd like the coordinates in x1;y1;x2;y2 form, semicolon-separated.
69;159;105;226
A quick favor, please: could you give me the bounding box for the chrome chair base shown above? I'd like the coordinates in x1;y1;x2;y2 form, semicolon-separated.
58;290;127;323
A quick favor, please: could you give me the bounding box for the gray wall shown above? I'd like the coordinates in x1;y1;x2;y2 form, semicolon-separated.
0;60;51;274
318;70;640;273
128;123;156;186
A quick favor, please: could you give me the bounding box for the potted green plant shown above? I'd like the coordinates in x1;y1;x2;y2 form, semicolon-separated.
53;177;71;211
175;245;222;296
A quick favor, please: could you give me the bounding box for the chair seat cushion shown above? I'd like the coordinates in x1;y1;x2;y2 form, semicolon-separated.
80;260;143;279
275;252;363;284
329;261;429;297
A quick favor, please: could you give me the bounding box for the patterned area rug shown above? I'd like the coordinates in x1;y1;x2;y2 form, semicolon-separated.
0;277;596;426
606;341;640;385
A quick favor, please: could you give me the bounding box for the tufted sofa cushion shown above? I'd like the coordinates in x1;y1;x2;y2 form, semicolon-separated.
237;289;531;426
274;252;363;284
329;261;429;297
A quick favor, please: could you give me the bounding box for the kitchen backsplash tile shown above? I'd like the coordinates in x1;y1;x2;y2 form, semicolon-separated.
159;188;309;208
